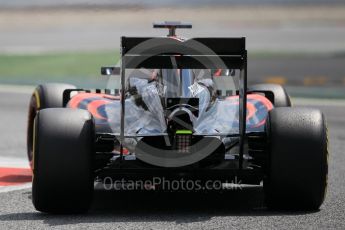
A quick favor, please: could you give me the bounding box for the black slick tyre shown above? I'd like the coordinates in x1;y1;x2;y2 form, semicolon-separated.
264;107;328;210
32;108;94;213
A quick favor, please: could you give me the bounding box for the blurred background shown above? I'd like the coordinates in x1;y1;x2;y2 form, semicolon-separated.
0;0;345;97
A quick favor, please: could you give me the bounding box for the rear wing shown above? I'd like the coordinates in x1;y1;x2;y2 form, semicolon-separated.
121;37;246;69
118;36;248;168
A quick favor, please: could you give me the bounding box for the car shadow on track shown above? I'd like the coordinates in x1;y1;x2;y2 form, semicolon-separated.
0;186;319;226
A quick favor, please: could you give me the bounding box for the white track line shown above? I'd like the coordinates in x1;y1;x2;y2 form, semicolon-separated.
0;84;34;94
0;156;30;168
0;183;31;193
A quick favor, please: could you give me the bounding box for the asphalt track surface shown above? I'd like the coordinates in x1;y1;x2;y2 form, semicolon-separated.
0;91;345;229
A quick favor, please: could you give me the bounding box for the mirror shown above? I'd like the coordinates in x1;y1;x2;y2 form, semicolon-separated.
101;66;120;76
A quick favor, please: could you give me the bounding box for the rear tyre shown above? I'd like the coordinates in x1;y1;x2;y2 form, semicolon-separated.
264;107;328;210
249;83;291;107
32;108;94;213
27;83;76;168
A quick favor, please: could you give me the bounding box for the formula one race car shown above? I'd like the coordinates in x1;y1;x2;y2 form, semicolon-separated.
27;22;328;213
